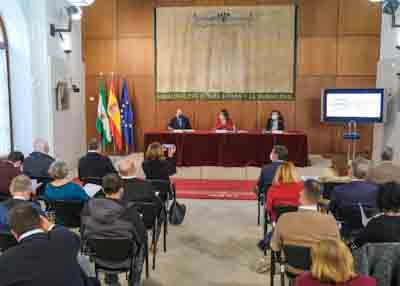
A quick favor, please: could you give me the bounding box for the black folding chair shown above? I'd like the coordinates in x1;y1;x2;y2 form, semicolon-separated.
0;193;11;202
146;179;173;253
47;200;85;228
81;177;103;186
257;184;270;226
86;238;137;284
270;245;311;286
0;230;17;252
132;201;159;274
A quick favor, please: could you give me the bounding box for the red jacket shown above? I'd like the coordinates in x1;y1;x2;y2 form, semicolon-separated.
295;273;376;286
266;181;303;221
214;118;235;131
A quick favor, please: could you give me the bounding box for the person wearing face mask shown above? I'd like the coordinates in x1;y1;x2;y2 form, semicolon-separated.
214;109;236;131
266;110;285;131
168;108;192;130
0;151;24;196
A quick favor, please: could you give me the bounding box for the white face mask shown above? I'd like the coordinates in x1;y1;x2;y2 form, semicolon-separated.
271;113;278;120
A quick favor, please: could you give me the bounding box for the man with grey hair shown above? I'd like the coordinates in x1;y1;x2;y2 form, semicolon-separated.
23;139;55;179
0;175;45;230
368;146;400;184
329;157;379;236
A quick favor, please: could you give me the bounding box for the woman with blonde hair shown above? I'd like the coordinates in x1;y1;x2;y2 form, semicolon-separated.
295;239;376;286
266;161;303;221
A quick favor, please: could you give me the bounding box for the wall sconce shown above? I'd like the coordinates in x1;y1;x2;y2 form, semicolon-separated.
370;0;400;28
50;6;81;37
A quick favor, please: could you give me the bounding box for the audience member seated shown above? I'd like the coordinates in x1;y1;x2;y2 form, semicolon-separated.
256;145;288;195
142;142;177;201
0;204;89;286
320;154;352;183
353;182;400;248
266;161;304;221
81;174;145;286
295;239;376;286
78;138;117;184
368;146;400;184
0;151;24;196
271;180;340;253
265;110;285;132
119;159;162;210
167;108;192;130
0;175;45;230
329;157;379;235
23;138;55;179
45;161;89;202
214;109;236;131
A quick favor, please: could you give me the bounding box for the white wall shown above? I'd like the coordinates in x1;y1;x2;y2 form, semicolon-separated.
374;12;400;163
0;0;86;168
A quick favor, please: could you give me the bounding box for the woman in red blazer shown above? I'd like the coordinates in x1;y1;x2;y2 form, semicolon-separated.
295;239;376;286
214;109;236;131
266;161;303;221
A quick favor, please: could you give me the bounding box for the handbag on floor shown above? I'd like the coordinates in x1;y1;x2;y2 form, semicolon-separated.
169;200;186;225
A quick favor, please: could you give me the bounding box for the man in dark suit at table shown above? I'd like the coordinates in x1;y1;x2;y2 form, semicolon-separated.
0;203;89;286
256;145;288;195
168;108;192;130
78;138;117;185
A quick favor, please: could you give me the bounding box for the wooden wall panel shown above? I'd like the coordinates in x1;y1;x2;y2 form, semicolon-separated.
337;36;380;76
298;38;337;76
118;0;154;37
83;0;381;155
298;0;338;37
85;40;116;75
84;0;116;39
117;38;154;76
339;0;381;35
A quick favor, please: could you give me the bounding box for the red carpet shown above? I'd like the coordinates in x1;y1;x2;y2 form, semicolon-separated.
172;179;257;201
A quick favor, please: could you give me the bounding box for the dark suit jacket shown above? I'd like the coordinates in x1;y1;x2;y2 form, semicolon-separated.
0;161;21;195
0;228;86;286
23;152;54;180
266;119;285;131
257;161;283;193
168;115;192;130
78;152;117;184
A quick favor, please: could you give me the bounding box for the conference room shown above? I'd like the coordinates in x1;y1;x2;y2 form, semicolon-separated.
0;0;400;285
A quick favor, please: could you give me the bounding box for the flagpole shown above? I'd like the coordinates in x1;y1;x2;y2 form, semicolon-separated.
99;72;104;153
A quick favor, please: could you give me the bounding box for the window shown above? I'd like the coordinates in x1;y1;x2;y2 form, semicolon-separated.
0;17;12;156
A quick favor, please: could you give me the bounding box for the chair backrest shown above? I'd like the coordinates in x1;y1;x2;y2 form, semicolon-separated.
131;201;157;229
49;200;85;227
81;177;103;186
147;179;172;195
0;230;18;251
273;205;298;221
87;238;134;262
283;244;312;272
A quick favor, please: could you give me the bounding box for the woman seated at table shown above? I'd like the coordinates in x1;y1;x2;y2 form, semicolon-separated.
214;109;236;131
45;160;90;202
353;182;400;248
266;161;304;221
266;110;285;131
320;154;352;183
142;142;177;201
295;239;376;286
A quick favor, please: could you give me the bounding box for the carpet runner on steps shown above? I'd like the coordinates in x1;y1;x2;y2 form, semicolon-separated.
172;179;257;201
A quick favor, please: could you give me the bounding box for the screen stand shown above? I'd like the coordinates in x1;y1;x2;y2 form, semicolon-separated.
343;121;360;162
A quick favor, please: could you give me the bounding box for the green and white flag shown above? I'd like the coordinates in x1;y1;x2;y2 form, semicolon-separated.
96;80;111;146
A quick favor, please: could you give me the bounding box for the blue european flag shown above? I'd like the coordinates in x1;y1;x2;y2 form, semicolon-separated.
120;80;134;151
